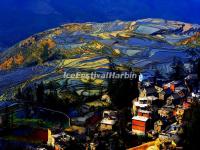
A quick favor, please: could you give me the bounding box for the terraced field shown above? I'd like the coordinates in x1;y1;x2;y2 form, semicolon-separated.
0;18;200;100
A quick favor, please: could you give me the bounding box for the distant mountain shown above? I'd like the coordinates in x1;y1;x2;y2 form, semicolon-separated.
0;0;200;48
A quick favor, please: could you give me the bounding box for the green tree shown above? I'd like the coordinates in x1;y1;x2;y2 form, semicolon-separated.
36;82;45;103
197;58;200;81
46;81;60;91
15;87;23;99
24;86;34;101
41;45;49;62
170;57;185;80
183;100;200;149
107;56;139;108
154;69;163;85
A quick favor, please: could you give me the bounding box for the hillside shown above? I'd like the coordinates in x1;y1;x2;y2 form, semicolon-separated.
0;18;200;100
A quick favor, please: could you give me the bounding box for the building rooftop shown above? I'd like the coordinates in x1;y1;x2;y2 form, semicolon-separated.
192;92;200;98
101;118;116;125
185;74;198;80
138;109;152;114
73;112;94;122
134;101;148;108
170;80;182;85
132;116;149;122
139;96;158;101
143;87;157;94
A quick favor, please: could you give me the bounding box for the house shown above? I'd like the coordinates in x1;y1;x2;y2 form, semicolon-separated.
140;87;158;97
167;91;185;106
81;104;91;114
187;96;193;103
147;96;159;101
143;96;159;105
138;109;152;119
183;96;193;109
174;86;187;95
71;112;94;125
158;90;168;101
134;96;158;111
175;108;185;124
101;94;111;103
80;100;110;114
30;128;53;144
100;118;117;131
102;110;117;119
134;98;149;109
86;111;102;127
159;122;181;144
9;127;55;146
133;96;157;117
154;120;164;133
99;110;117;131
155;85;163;93
191;92;200;99
65;125;86;135
159;133;175;143
158;106;174;119
163;122;181;140
163;81;182;92
52;132;75;141
132;116;149;135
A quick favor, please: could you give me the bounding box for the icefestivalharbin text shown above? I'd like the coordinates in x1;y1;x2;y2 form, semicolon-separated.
63;72;138;79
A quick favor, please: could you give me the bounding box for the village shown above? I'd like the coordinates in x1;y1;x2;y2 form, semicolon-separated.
48;72;200;150
0;69;200;150
77;73;200;150
0;70;199;150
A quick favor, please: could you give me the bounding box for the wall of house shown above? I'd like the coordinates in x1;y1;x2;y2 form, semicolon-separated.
100;124;112;131
132;120;147;135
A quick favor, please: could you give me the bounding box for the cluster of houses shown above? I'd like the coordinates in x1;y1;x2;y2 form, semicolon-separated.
67;72;199;149
68;96;116;134
131;73;199;147
1;72;198;149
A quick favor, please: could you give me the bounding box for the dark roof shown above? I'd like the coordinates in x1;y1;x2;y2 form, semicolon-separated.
171;92;185;100
172;93;181;100
145;87;157;94
165;88;172;95
177;91;185;97
159;90;166;95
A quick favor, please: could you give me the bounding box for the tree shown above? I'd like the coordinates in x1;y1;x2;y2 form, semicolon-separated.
15;87;23;99
46;81;60;91
108;70;139;108
107;56;139;108
41;44;49;62
183;101;200;149
36;82;45;104
170;57;185;80
154;69;163;85
24;86;34;101
46;91;60;108
197;58;200;81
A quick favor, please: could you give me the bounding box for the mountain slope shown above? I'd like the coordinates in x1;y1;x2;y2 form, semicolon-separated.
0;18;200;100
